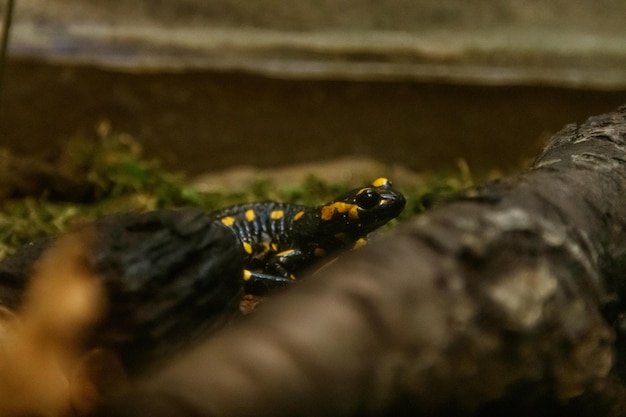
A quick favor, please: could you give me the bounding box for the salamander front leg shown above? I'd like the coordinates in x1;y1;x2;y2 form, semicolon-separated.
243;269;295;294
242;248;312;294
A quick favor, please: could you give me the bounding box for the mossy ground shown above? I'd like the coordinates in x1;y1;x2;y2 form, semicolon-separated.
0;131;476;261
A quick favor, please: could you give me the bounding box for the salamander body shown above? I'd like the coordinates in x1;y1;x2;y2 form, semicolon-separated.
209;177;406;293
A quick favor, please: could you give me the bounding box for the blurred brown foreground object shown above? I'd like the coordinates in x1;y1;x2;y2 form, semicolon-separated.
1;105;626;417
95;106;626;417
0;230;106;416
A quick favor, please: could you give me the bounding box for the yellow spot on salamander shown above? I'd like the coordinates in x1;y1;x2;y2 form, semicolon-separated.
293;210;305;221
314;247;327;257
221;216;235;226
243;269;252;281
271;243;278;251
243;242;253;254
276;249;295;257
372;177;389;187
271;210;284;220
290;274;296;280
245;209;255;222
321;202;359;220
353;238;367;250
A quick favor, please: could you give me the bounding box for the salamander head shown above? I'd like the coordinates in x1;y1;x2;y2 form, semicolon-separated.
319;177;406;237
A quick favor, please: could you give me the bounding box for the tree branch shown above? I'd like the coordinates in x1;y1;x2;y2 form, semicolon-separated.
92;106;626;415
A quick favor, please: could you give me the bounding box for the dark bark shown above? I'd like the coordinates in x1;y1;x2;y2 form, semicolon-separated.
0;209;245;376
87;209;245;373
0;238;51;308
93;106;625;416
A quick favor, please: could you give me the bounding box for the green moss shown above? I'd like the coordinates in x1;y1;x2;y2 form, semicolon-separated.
0;132;473;261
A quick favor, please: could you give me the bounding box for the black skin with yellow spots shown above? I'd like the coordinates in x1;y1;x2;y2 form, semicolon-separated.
209;178;406;294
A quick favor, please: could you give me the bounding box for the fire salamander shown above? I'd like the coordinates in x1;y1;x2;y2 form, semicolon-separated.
209;177;406;293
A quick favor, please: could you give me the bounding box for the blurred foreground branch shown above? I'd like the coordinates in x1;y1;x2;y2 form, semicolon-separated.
96;106;626;417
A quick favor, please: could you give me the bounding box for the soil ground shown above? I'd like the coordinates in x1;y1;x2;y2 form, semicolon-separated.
1;60;625;176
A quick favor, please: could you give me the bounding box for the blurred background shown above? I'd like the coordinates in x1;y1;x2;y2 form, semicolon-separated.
0;0;625;175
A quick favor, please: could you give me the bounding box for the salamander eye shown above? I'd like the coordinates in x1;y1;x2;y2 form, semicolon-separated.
355;189;380;209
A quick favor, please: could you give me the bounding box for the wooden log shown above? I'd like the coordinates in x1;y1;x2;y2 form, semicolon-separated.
94;106;626;416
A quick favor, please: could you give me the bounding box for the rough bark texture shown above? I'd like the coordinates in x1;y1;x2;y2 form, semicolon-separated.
0;209;245;376
87;209;245;373
92;106;626;417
